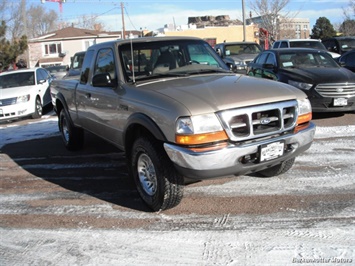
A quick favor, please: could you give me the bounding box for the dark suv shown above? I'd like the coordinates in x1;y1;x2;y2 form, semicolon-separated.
214;42;262;73
322;37;355;55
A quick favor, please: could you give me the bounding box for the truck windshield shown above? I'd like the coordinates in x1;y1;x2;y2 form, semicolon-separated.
119;39;230;82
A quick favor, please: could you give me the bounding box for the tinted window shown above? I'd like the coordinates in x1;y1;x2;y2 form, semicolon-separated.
280;42;288;48
255;53;268;64
343;52;355;66
80;49;95;84
265;53;276;65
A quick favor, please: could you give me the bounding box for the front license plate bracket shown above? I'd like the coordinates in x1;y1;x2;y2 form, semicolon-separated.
259;141;285;162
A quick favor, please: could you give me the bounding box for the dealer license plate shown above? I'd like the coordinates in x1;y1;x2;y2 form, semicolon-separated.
334;98;348;106
259;141;285;162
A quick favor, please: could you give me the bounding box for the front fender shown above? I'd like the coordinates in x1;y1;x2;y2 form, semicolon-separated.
123;113;167;150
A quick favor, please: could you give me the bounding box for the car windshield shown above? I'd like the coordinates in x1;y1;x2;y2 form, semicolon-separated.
279;52;339;69
225;43;261;55
119;39;230;82
339;38;355;51
289;41;325;50
0;72;35;89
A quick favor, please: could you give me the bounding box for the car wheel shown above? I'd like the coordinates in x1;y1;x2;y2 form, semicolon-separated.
31;97;42;119
130;136;184;211
257;158;295;177
59;109;84;151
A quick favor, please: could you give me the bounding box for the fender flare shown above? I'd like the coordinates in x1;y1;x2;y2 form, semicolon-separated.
123;113;167;148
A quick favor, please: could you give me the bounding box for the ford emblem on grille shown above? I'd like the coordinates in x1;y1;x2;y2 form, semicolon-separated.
260;117;271;125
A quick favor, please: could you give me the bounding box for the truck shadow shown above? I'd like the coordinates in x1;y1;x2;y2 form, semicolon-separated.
1;132;153;212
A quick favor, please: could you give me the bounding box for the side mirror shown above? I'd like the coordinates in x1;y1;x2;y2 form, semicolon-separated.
216;48;222;56
92;73;116;87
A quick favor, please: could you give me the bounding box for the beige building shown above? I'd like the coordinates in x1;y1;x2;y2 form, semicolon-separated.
279;17;310;39
161;15;259;46
163;24;259;46
27;27;131;68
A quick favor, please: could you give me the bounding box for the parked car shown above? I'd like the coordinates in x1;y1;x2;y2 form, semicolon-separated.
214;42;262;73
46;65;68;79
322;36;355;55
337;50;355;72
0;67;53;121
272;39;340;59
246;48;355;112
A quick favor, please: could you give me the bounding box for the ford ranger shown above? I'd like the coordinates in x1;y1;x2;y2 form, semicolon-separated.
51;36;315;211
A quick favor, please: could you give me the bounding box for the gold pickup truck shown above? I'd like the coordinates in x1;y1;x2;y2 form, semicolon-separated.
51;36;315;211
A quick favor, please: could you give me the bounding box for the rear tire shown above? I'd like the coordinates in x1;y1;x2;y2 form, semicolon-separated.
257;158;295;177
31;97;42;119
130;136;184;211
59;109;84;151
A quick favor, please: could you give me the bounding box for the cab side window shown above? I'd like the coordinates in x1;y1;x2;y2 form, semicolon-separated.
80;50;94;84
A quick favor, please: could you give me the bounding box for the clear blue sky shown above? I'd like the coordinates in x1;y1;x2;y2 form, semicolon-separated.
28;0;348;31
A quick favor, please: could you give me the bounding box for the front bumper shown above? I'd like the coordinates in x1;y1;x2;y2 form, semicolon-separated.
0;102;34;121
164;122;316;179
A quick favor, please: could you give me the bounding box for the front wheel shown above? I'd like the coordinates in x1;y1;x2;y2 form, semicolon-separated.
130;136;184;211
59;109;84;151
257;158;295;177
31;97;42;119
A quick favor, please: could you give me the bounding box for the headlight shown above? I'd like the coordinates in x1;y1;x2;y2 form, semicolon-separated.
297;98;312;125
288;80;312;90
176;114;228;145
17;95;30;103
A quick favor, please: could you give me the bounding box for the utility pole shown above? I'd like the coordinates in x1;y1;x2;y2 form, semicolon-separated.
242;0;246;42
121;2;126;39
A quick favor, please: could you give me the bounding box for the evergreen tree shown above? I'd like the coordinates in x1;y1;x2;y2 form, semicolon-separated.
0;21;28;71
310;17;337;39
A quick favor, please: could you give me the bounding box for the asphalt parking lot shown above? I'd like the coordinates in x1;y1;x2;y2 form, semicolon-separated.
1;111;354;265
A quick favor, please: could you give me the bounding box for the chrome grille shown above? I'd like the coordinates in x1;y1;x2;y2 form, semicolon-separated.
218;100;298;141
0;97;17;106
315;83;355;98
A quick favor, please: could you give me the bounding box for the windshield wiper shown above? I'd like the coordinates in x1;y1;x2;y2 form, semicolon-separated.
186;68;232;75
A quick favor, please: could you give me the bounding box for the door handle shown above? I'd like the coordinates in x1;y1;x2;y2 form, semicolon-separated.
85;93;91;98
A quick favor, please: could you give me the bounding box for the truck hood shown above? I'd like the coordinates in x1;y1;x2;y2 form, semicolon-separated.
281;67;355;84
138;74;303;114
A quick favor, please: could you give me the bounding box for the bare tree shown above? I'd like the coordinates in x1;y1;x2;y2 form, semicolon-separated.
26;5;58;38
70;14;106;31
248;0;292;40
341;0;355;35
0;0;58;40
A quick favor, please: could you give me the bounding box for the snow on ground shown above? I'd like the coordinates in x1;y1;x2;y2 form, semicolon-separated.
1;116;355;265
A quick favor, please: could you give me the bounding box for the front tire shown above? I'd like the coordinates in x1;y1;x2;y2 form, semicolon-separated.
130;136;184;211
31;97;42;119
59;109;84;151
257;158;295;177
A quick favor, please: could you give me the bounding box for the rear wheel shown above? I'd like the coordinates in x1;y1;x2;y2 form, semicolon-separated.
130;136;184;211
257;158;295;177
59;109;84;151
31;97;42;119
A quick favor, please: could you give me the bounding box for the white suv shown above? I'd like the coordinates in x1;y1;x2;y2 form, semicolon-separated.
272;39;340;59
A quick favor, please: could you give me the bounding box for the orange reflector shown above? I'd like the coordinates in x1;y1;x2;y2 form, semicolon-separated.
297;112;312;125
176;131;228;145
